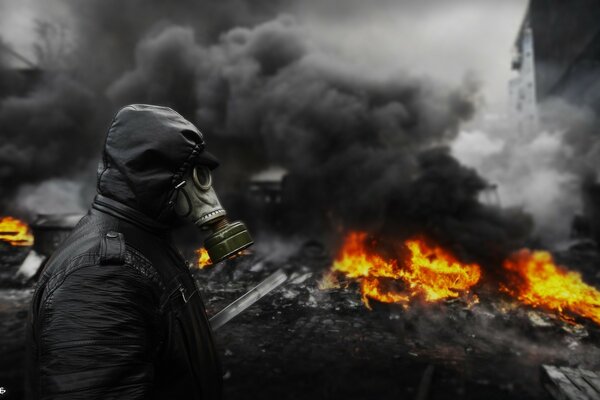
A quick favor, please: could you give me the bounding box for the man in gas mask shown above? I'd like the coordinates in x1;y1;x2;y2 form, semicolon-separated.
26;104;252;399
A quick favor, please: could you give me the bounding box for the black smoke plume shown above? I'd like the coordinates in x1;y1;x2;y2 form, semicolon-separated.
0;3;533;265
0;73;106;212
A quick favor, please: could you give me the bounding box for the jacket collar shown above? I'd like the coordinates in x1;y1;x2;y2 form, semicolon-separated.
92;194;170;235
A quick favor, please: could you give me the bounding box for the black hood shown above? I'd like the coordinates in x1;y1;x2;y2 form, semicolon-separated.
97;104;219;223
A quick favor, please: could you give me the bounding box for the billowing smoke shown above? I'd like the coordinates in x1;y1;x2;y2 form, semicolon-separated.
542;99;600;178
453;97;600;245
0;1;533;265
63;0;292;90
104;16;532;264
0;0;288;216
0;73;105;214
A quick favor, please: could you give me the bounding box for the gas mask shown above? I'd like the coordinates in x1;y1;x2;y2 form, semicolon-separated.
173;165;253;263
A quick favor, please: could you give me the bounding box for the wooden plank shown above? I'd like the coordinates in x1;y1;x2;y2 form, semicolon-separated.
579;368;600;394
541;365;589;400
562;367;600;400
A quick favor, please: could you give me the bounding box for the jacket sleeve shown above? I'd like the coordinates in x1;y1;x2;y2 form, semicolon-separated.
36;262;160;399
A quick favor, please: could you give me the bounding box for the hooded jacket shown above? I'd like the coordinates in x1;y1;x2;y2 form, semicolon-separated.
27;105;222;399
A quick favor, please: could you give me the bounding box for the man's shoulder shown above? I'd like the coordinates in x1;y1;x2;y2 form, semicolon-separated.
39;227;163;298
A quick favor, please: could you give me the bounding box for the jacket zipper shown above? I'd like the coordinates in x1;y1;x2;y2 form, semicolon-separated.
159;280;185;312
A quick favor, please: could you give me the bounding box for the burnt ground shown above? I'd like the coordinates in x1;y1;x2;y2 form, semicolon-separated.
202;247;600;400
1;243;600;400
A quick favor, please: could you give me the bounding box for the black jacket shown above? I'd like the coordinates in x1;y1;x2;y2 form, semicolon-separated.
27;105;222;399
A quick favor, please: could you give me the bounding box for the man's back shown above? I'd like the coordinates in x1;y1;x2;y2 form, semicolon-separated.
26;104;224;399
27;199;222;399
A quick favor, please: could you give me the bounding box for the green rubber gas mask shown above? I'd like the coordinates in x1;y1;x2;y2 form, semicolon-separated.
173;165;253;263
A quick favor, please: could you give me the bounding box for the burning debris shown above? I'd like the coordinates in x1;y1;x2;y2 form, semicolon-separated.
0;216;35;283
0;216;33;247
320;231;600;330
205;244;600;400
502;249;600;325
0;214;85;286
196;247;256;270
322;232;481;309
0;224;599;400
197;247;212;269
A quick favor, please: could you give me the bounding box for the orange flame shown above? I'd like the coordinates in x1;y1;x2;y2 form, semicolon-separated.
196;248;212;269
328;232;481;308
0;216;34;247
503;249;600;325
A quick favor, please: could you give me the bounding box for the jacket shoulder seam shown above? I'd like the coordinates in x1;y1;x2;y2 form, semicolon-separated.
124;245;165;291
45;253;98;294
40;252;159;326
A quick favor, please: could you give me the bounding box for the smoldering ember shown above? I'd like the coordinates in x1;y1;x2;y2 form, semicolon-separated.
1;1;600;399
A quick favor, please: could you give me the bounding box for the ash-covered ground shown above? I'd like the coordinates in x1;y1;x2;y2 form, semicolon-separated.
200;241;600;400
1;241;600;400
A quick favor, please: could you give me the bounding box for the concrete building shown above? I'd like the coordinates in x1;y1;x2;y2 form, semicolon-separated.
515;0;600;108
510;21;538;136
514;0;600;246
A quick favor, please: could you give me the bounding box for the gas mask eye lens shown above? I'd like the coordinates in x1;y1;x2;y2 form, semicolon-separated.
192;166;212;191
174;162;253;263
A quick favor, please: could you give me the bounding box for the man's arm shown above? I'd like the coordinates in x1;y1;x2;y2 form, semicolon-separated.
36;263;159;399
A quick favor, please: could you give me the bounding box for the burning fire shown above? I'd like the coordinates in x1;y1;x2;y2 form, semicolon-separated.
196;248;212;268
327;232;481;308
324;232;600;326
0;216;34;247
502;249;600;325
195;247;252;268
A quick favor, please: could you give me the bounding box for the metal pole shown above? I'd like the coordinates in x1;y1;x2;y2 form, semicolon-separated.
210;269;288;331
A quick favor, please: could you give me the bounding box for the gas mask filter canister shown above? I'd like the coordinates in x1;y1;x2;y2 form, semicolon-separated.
173;165;253;263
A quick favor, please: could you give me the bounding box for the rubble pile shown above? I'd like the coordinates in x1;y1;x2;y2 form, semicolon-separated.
192;242;600;400
0;238;599;399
